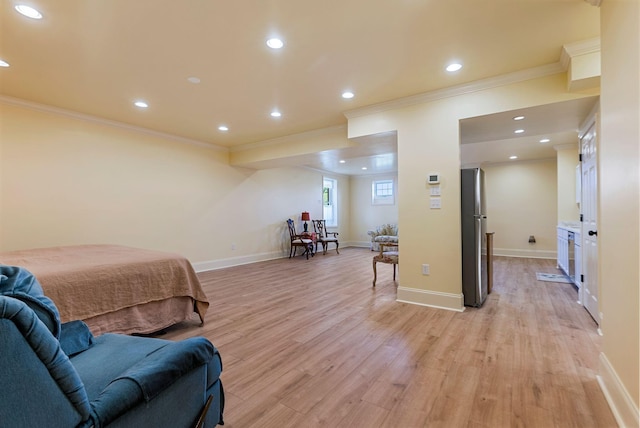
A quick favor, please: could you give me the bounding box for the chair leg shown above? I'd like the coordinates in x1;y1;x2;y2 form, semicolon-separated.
393;264;396;281
372;260;377;287
335;241;340;255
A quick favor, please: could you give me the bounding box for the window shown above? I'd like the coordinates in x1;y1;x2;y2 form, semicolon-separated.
323;177;338;227
372;179;395;205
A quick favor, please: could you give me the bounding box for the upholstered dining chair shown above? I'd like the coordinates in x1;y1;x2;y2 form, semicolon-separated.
372;242;398;286
311;219;339;255
286;219;314;259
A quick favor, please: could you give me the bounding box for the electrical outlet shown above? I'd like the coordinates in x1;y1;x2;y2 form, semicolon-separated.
422;264;430;275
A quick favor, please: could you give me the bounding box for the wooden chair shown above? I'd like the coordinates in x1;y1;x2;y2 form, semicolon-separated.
373;242;398;286
311;219;339;255
286;219;314;259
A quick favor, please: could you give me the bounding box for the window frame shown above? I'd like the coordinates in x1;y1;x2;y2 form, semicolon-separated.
371;178;395;205
323;177;338;227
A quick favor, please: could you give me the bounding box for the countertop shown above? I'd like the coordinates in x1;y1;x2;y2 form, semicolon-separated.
558;221;581;234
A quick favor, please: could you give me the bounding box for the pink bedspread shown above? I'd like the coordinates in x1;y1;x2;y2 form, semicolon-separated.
0;245;209;327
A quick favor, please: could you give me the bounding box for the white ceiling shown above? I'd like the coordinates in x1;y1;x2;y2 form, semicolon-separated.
459;96;599;167
0;0;601;175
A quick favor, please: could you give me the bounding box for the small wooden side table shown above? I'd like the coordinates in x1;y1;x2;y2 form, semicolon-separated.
299;232;317;255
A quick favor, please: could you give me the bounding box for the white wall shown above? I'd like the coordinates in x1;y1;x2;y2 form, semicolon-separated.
349;174;398;246
556;145;581;223
0;102;327;268
348;73;593;310
598;0;640;422
483;160;557;258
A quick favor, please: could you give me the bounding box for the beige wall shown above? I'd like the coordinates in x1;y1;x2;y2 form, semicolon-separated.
0;102;330;266
348;73;594;308
350;174;399;246
556;146;581;223
599;0;640;417
483;160;557;258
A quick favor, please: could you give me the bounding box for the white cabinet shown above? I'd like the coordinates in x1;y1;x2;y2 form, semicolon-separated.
557;227;569;273
557;225;581;289
574;230;581;289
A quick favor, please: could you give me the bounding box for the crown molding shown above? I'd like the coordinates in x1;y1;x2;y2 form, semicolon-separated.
229;124;347;153
553;143;579;151
344;62;565;119
560;37;601;70
481;157;557;167
0;95;227;152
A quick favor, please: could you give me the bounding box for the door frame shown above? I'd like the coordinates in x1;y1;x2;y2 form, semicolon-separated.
578;105;600;326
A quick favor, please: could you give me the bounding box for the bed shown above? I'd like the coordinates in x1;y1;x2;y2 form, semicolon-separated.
0;244;209;335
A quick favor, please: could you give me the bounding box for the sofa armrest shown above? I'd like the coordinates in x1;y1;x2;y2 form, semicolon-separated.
89;337;215;426
0;296;91;415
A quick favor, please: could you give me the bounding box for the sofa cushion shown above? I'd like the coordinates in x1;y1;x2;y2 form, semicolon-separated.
0;265;61;339
60;320;94;357
368;223;398;237
71;333;171;399
374;235;399;243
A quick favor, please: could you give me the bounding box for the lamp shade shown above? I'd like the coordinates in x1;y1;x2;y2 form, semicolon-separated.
301;212;310;221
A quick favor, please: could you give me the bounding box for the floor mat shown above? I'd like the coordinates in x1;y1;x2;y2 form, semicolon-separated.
536;272;572;283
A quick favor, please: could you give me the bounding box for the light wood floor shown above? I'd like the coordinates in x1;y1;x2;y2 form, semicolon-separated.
161;248;617;427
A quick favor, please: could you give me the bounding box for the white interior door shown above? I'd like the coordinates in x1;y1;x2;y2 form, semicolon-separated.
581;120;599;324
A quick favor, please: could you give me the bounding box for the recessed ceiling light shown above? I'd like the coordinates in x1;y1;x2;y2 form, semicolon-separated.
266;38;284;49
187;76;201;84
0;60;9;68
539;138;550;143
361;167;368;170
15;5;42;19
218;125;229;132
514;129;525;134
134;100;148;108
270;111;282;118
446;63;462;72
509;155;518;160
513;116;525;121
339;160;346;164
342;91;354;99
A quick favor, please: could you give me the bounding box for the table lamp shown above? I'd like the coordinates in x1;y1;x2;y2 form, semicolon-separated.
301;212;310;232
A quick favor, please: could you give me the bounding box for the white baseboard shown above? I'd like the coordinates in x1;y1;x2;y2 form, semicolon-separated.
192;251;283;272
193;244;371;272
346;241;372;249
597;352;639;428
494;247;556;259
396;287;465;312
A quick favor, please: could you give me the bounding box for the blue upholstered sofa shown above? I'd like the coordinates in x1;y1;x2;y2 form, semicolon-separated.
0;265;224;428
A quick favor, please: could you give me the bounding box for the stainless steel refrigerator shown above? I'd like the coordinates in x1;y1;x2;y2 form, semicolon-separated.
461;167;488;307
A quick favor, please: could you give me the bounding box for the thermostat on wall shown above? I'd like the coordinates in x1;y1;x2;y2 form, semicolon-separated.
427;173;440;185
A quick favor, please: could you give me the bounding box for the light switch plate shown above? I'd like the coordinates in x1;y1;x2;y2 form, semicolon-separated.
430;185;441;196
430;197;441;209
